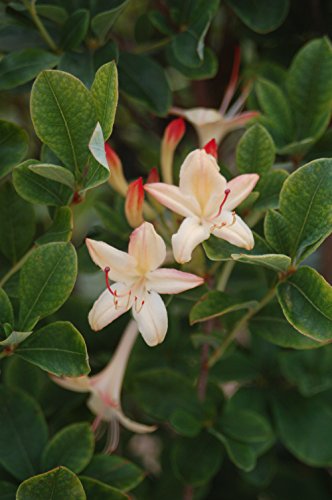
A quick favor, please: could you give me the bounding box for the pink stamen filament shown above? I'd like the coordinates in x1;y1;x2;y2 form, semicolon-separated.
104;267;116;296
215;189;231;218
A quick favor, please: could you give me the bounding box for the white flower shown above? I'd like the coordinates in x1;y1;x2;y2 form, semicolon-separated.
86;222;204;346
145;149;259;264
51;320;156;453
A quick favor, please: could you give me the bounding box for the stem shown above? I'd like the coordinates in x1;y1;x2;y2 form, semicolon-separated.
0;248;34;288
217;261;235;291
208;286;276;368
197;320;213;402
22;0;59;52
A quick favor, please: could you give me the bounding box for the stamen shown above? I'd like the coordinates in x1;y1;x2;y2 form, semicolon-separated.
104;267;116;296
229;211;236;227
210;221;227;233
134;296;145;313
215;189;231;218
104;416;120;454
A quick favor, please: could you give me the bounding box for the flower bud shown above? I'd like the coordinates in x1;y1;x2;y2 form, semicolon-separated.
105;143;128;197
146;167;160;184
203;138;218;158
161;118;185;185
125;177;144;228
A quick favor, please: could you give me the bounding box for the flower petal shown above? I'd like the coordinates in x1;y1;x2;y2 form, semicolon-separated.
179;150;227;215
144;183;199;217
132;291;168;347
147;268;204;294
213;214;254;250
224;174;259;211
50;375;91;393
88;284;132;331
172;217;210;264
128;222;166;273
116;408;157;433
86;238;137;282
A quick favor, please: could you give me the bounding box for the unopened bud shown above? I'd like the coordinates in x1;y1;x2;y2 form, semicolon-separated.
125;177;144;228
105;143;128;197
161;118;185;185
146;167;160;184
203;138;218;158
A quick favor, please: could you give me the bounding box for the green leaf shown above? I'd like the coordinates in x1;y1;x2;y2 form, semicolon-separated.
249;303;321;349
31;70;97;173
279;347;332;396
91;61;118;139
226;0;289;33
42;423;94;473
80;476;127;499
0;385;48;480
118;53;171;116
0;330;32;347
60;9;90;50
170;409;202;438
267;159;332;260
219;409;273;443
277;266;332;342
28;164;76;189
272;390;332;467
80;156;110;192
190;291;257;325
0;288;14;325
91;1;130;41
0;182;35;263
236;124;275;175
0;49;59;90
88;123;109;169
264;210;292;256
171;433;223;486
18;242;77;331
230;253;291;273
13;160;72;206
287;37;332;140
16;466;86;500
16;321;90;377
203;232;272;261
83;454;144;492
211;431;256;472
36;5;68;25
0;120;29;179
254;169;288;211
0;480;17;500
36;207;73;245
3;357;47;401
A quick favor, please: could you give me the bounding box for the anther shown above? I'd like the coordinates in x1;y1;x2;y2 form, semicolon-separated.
215;189;231;218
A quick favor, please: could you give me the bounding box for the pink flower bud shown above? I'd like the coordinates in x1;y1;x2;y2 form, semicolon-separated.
161;118;186;184
105;143;128;197
125;177;144;228
164;118;186;147
203;138;218;158
146;167;160;184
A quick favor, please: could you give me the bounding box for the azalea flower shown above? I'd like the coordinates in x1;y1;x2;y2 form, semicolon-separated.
86;222;204;346
52;320;156;453
171;48;258;146
145;149;259;264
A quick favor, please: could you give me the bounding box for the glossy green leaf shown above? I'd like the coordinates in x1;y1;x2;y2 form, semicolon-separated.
91;61;118;139
16;466;86;500
0;289;13;325
254;169;288;210
167;45;218;80
28;164;76;189
219;409;273;443
277;266;332;342
16;321;90;377
36;207;73;245
171;433;223;486
0;120;29;179
18;242;77;331
170;409;202;438
3;357;47;401
31;70;97;173
80;156;110;192
287;37;332;140
13;160;72;206
236;124;275;175
0;330;32;347
83;455;143;492
0;182;35;263
211;430;256;472
118;53;171;116
264;210;292;256
36;5;68;25
0;386;48;480
0;49;59;90
272;391;332;467
203;232;272;261
231;253;291;272
80;476;127;499
190;291;257;325
42;423;94;473
60;9;90;50
91;1;130;41
226;0;289;33
249;303;321;349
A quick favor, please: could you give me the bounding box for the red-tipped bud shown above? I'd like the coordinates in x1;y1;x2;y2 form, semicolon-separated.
125;177;144;228
164;118;186;146
105;143;128;197
203;139;218;158
146;167;160;184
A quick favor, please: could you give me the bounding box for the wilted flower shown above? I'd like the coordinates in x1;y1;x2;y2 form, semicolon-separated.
52;320;156;453
86;222;203;345
171;48;258;146
145;149;259;263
